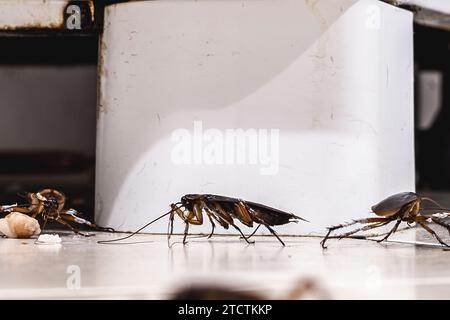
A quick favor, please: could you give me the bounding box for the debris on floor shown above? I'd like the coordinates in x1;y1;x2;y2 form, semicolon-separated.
0;212;41;238
36;234;62;244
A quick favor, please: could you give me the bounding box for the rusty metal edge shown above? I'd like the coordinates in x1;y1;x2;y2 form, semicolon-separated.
0;0;101;36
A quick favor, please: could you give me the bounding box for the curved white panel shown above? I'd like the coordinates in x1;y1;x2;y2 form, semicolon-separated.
96;0;414;235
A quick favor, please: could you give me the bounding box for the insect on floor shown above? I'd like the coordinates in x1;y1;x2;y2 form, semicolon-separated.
0;230;450;299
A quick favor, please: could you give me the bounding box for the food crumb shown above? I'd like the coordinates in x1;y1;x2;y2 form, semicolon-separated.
37;234;62;244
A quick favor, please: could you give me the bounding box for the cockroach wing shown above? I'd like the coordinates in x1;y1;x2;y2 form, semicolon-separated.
201;194;306;226
371;192;418;217
203;194;242;203
245;201;305;226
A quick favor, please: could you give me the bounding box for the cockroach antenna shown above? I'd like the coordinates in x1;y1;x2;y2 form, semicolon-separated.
97;203;183;244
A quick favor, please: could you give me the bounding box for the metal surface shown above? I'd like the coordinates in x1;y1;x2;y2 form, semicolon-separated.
414;7;450;31
0;0;96;35
388;0;450;14
384;0;450;30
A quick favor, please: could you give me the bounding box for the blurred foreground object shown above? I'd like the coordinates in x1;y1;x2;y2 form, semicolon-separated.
171;278;330;300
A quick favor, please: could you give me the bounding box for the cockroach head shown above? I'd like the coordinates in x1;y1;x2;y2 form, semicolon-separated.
36;192;59;209
44;198;58;209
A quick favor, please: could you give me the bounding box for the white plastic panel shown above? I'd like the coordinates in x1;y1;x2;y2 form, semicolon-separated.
96;0;414;235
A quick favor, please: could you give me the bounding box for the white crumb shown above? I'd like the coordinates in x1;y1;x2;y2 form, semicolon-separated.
37;234;62;244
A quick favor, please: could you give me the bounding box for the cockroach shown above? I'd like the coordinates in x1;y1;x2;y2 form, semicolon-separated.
0;188;114;236
171;278;327;300
321;191;450;249
98;194;308;246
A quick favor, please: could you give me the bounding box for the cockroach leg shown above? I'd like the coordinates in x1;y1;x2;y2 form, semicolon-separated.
234;201;254;227
206;214;215;239
364;225;412;238
91;225;116;233
417;221;450;247
330;220;392;241
205;205;231;230
321;229;333;249
168;204;190;246
376;219;402;243
182;208;201;244
193;202;204;224
2;205;33;215
209;202;234;227
168;204;183;240
321;217;389;248
263;224;285;246
241;224;261;241
60;210;116;233
182;220;190;244
55;217;92;237
334;225;413;241
231;223;255;244
202;206;220;239
168;211;175;240
432;218;450;236
41;215;50;233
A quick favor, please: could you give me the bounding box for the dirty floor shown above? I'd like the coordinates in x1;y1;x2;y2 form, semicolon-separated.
0;230;449;299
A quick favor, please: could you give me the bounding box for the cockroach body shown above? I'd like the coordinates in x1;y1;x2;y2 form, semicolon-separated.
172;194;307;245
99;194;308;246
171;278;325;300
0;188;114;236
321;191;450;248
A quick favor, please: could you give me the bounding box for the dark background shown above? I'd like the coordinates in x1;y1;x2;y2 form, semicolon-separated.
415;24;450;190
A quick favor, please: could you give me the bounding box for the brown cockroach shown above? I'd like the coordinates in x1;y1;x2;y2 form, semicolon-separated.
98;194;308;246
321;191;450;249
0;188;114;236
171;277;327;300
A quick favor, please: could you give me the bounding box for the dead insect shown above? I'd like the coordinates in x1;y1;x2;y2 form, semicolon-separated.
0;188;114;236
321;191;450;249
98;194;308;246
